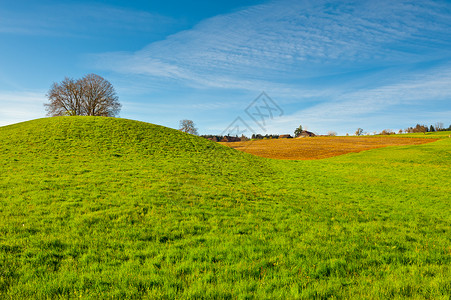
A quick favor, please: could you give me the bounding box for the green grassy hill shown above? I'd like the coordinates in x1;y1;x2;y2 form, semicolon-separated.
1;117;450;298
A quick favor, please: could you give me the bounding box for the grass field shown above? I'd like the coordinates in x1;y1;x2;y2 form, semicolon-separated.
1;117;450;298
220;136;439;160
384;131;451;139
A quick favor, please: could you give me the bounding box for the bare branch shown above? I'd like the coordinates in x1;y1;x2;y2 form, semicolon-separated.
179;120;198;135
44;74;121;117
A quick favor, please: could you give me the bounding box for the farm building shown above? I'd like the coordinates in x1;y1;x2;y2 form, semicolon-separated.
297;130;316;137
279;134;293;139
221;136;242;142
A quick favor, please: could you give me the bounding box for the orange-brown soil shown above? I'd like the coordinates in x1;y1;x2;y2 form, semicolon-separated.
220;137;437;160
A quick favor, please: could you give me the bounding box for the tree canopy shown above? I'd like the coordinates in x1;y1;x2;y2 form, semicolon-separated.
45;74;121;117
294;124;303;137
355;128;364;136
179;119;198;135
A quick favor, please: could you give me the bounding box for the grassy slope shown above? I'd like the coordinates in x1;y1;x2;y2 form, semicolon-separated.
1;117;450;298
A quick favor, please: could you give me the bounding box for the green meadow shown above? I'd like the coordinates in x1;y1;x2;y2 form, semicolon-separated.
1;117;450;299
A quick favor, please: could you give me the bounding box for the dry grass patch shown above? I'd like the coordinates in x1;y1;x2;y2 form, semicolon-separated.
220;136;437;160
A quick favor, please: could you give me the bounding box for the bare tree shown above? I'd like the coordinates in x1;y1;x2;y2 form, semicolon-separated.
179;119;198;135
327;131;337;136
45;74;121;117
380;129;394;135
435;122;444;131
355;128;363;136
45;77;82;116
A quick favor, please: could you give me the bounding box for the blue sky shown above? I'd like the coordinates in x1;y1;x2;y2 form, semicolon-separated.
1;0;450;135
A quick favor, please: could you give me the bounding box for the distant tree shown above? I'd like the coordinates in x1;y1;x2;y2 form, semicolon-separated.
179;119;198;135
45;74;121;117
429;125;435;132
355;128;363;136
327;131;337;136
294;124;303;137
200;135;221;142
240;134;250;141
380;129;394;135
405;124;428;133
435;122;444;131
398;129;403;134
415;124;427;133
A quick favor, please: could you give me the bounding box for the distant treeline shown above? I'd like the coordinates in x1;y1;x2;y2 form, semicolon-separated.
403;123;451;133
201;123;450;142
201;134;294;142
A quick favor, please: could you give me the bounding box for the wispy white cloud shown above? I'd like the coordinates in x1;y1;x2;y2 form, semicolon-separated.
81;0;451;134
0;91;46;126
265;65;451;134
0;3;176;37
92;0;451;90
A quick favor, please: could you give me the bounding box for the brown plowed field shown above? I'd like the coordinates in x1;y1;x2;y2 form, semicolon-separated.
220;137;437;160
